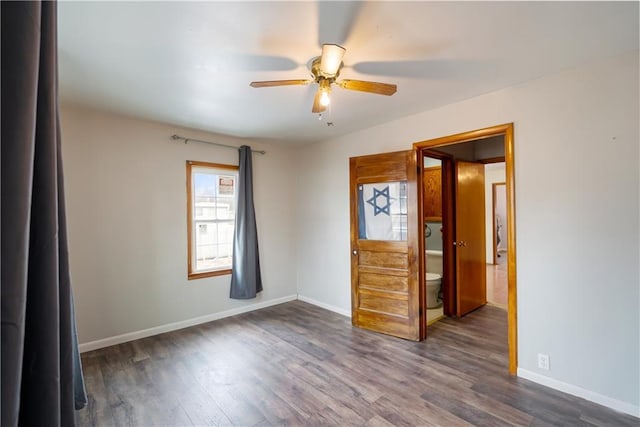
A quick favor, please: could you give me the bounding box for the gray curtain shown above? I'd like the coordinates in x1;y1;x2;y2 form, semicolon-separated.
1;2;87;426
230;146;263;299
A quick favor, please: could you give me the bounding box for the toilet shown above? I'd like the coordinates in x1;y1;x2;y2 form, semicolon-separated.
426;273;442;308
425;250;443;309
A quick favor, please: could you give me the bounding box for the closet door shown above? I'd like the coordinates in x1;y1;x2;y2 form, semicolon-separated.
349;150;423;340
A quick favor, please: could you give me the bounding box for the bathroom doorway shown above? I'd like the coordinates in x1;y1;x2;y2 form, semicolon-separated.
414;123;517;374
422;154;447;326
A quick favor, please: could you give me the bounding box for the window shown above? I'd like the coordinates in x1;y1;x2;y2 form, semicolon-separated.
187;161;238;279
358;181;408;241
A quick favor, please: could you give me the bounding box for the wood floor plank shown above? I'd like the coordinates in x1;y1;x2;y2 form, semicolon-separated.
370;395;441;427
363;414;401;427
154;356;233;426
75;301;638;426
420;387;515;427
75;356;114;426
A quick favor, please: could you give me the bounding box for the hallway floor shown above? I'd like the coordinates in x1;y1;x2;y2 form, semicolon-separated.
487;253;508;307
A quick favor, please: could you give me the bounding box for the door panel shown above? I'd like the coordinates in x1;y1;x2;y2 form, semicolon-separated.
350;150;423;340
359;290;408;316
359;273;408;292
455;161;487;316
423;166;443;220
359;250;408;269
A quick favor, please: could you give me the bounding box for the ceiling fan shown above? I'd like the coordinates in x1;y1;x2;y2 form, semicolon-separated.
249;44;397;113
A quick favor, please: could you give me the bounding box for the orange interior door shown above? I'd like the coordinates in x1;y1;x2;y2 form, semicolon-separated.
455;161;487;316
349;150;423;340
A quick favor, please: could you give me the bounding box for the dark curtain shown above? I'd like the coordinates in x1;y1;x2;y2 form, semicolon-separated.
230;146;263;299
1;2;87;426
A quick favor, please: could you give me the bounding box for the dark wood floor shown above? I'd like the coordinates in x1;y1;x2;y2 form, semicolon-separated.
76;301;637;426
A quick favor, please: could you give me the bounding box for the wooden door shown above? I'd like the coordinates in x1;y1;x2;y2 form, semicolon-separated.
350;150;423;340
423;166;442;220
455;161;487;316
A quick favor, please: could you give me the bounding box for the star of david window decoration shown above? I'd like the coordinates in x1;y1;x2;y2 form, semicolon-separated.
358;181;408;241
366;185;392;216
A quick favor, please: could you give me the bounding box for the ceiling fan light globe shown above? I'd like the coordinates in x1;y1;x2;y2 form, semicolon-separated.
319;91;331;107
320;44;346;76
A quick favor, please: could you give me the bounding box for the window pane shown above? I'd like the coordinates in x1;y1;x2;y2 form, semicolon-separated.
194;220;234;271
358;181;408;241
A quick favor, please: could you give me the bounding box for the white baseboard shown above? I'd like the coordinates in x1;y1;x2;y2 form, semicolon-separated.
517;368;639;418
297;294;352;318
79;294;298;353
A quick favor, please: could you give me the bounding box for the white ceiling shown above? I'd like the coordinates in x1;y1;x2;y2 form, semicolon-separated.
58;1;638;145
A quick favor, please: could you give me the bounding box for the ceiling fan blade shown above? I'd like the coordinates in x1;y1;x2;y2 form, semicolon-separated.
250;79;311;88
311;88;326;113
338;79;397;96
320;44;346;76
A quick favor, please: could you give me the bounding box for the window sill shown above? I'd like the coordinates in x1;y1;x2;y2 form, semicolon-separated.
188;269;232;280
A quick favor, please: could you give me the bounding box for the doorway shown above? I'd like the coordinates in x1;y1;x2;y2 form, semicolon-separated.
414;123;517;374
492;181;507;265
487;180;508;308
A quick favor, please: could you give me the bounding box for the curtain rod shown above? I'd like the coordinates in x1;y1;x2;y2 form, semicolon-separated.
170;134;266;155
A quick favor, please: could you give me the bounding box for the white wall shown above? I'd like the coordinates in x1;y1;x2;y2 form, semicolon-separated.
61;107;297;345
484;163;506;263
294;51;639;412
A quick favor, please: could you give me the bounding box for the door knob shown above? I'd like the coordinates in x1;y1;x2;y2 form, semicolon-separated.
352;250;358;255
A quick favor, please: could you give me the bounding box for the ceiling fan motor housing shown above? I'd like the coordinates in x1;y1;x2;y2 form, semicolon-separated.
310;56;342;82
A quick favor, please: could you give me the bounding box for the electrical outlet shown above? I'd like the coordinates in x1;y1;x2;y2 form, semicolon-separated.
537;353;550;370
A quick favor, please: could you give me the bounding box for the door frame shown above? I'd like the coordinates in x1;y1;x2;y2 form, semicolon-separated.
414;123;517;375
